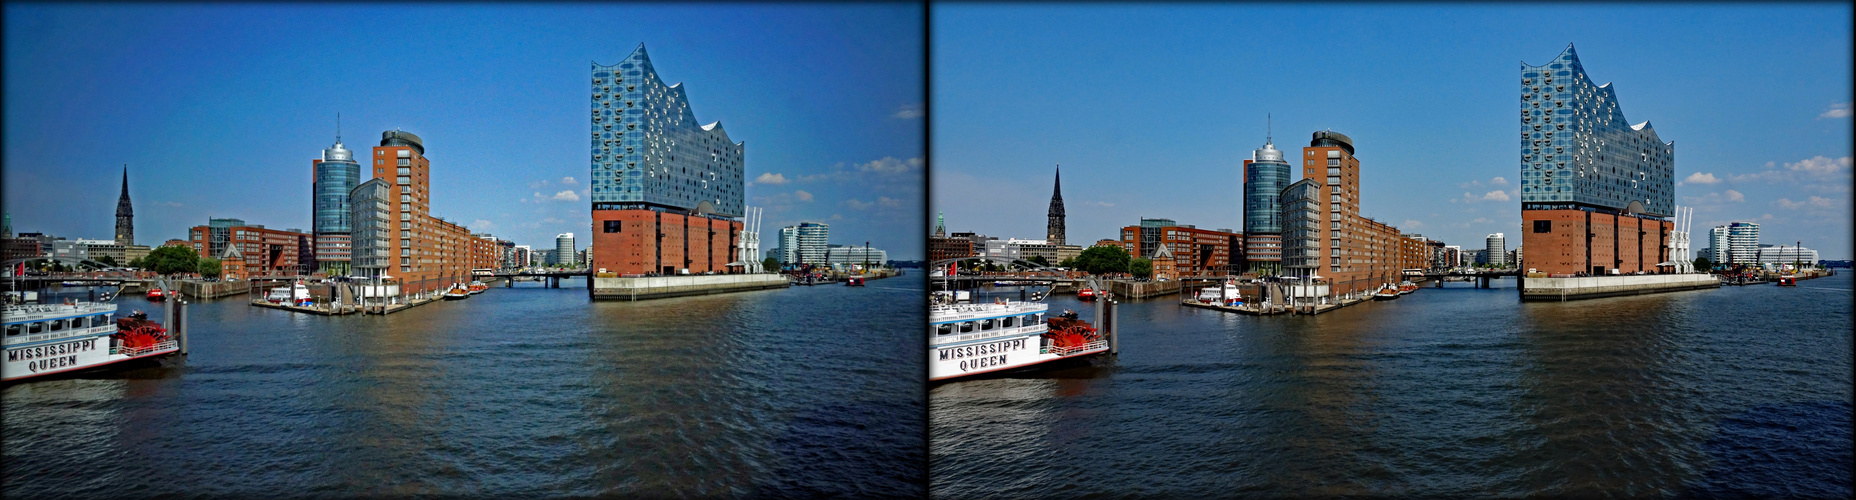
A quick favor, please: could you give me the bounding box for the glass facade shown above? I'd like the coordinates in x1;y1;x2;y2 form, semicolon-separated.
590;45;744;217
1244;140;1290;235
348;178;392;278
314;141;360;272
1519;44;1674;216
1278;178;1323;278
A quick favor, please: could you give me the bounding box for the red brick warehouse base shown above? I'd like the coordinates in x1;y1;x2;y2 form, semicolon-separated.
591;209;741;275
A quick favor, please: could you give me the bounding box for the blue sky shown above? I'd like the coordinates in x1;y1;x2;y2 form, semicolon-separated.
933;4;1852;259
5;3;924;259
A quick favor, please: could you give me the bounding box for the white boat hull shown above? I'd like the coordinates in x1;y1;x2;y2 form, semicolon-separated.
3;302;178;382
929;300;1106;381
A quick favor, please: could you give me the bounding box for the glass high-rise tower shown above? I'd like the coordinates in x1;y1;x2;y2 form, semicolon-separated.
313;125;360;275
1243;134;1290;275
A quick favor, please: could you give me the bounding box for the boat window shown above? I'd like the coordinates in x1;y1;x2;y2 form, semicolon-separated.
1002;316;1017;328
1031;313;1042;324
93;315;109;328
6;324;20;336
959;322;974;333
49;319;65;332
937;324;953;336
981;319;995;330
28;322;44;334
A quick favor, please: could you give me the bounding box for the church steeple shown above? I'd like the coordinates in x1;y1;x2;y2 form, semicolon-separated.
1046;164;1066;245
115;164;134;246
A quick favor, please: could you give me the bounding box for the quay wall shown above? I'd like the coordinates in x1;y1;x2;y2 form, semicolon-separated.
179;281;250;300
1521;273;1720;302
1107;280;1180;299
590;273;789;301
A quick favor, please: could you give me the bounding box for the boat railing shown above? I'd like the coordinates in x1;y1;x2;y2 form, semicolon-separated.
1042;339;1108;357
113;339;179;357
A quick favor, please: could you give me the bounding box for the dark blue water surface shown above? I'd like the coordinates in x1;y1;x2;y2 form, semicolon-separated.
5;274;924;498
931;274;1852;498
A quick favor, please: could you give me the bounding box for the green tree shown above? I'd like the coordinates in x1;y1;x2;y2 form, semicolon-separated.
1057;257;1077;269
761;257;780;272
1027;255;1050;267
1130;258;1153;278
141;245;201;277
95;255;119;267
1073;245;1131;276
198;258;222;279
1693;256;1712;271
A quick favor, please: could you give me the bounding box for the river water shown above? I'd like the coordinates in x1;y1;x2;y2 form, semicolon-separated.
931;274;1852;498
4;273;925;498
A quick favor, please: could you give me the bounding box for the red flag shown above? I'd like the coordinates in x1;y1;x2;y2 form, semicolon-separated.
950;262;956;276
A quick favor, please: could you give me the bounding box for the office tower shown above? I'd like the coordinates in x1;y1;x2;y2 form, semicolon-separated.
1046;166;1066;245
1726;222;1760;264
1707;225;1729;263
556;233;576;265
1278;178;1323;279
365;130;498;292
1244;132;1290;275
778;225;799;265
313;121;360;275
796;222;829;265
1487;233;1507;266
348;178;393;280
115;165;134;246
589;44;745;275
1519;44;1676;275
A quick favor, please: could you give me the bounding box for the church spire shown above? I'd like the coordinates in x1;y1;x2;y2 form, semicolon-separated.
1046;164;1066;245
115;164;134;246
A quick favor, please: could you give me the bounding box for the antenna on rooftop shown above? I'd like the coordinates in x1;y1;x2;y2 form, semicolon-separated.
1267;113;1272;143
336;113;342;143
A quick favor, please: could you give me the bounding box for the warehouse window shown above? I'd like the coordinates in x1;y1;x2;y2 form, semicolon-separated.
1533;220;1552;233
604;220;622;233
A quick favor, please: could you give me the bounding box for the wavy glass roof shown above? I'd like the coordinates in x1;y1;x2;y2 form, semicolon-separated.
1519;44;1674;217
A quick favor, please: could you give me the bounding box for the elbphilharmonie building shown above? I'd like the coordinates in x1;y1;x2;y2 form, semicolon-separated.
589;44;748;275
1519;44;1677;275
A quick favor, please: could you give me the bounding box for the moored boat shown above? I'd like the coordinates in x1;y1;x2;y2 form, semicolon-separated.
468;281;488;294
930;294;1107;381
146;288;165;301
1076;288;1097;301
1373;284;1401;301
1398;281;1418;295
1777;275;1797;286
442;285;471;300
4;301;179;382
264;282;311;304
846;277;865;287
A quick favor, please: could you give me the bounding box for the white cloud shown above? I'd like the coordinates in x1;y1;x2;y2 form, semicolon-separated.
843;199;874;210
829;214;844;221
1775;196;1836;210
1684;190;1745;205
1820;102;1852;119
892;103;924;120
1489;177;1508;186
1682;172;1720;185
561;176;576;185
1730;156;1853;184
529;179;551;189
470;219;496;231
1080;200;1116;208
856;157;923;174
754;172;790;185
542;217;564;224
877;196;903;208
1463;190;1510;203
1402;219;1425;229
794;190;813;202
1458;177;1509;189
550;190;580;201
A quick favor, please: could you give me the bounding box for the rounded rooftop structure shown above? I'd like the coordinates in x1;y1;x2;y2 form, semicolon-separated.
380;130;425;155
1253;141;1284;163
1310;130;1355;156
322;141;353;162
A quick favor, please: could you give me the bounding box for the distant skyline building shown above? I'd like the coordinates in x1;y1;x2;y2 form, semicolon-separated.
312;119;360;276
589;44;746;275
1243;127;1290;275
1046;165;1066;246
1726;221;1760;264
1755;243;1817;266
1486;233;1507;266
555;233;575;266
114;165;133;246
1519;44;1676;275
778;225;799;265
1707;225;1729;263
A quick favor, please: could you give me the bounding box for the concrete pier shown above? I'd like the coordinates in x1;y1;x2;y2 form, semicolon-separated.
1105;280;1180;299
589;273;790;301
1520;273;1720;301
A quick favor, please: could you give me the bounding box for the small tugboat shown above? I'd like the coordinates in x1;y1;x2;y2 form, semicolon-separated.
467;281;488;294
1373;284;1401;301
846;277;865;287
264;281;310;304
4;300;179;382
1777;275;1797;287
442;284;471;300
146;288;165;301
1398;281;1418;295
1076;287;1097;301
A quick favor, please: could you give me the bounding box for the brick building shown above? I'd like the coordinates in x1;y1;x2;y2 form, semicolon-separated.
188;220;313;279
349;130;499;293
1119;222;1242;277
929;236;975;264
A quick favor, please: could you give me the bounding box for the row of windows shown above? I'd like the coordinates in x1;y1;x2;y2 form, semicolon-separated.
6;314;112;336
934;313;1045;336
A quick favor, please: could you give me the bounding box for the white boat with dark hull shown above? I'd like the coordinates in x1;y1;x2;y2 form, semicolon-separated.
930;294;1108;382
4;301;178;382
